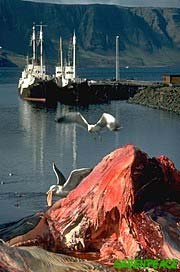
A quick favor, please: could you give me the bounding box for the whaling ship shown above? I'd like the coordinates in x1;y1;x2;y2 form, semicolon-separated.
19;25;129;106
54;32;89;105
18;23;58;104
55;33;76;89
18;24;88;105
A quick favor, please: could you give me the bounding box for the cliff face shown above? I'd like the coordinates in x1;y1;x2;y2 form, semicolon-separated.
0;0;180;67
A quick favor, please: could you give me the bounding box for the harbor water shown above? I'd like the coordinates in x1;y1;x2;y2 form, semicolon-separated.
0;67;179;224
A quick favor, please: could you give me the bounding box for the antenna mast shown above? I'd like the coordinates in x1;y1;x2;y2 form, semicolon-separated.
116;35;119;81
39;23;43;76
36;23;47;77
73;31;76;80
60;36;63;72
32;23;36;65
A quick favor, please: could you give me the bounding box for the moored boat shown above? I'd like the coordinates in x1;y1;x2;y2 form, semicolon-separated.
18;23;58;105
54;32;90;105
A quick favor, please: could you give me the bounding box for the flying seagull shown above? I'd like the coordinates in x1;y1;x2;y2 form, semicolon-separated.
56;112;121;133
46;162;92;206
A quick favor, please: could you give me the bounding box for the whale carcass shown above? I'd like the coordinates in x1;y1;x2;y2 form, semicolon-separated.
0;144;179;270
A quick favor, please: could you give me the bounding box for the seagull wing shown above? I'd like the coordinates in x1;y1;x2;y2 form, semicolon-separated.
56;112;89;130
53;162;66;186
96;113;120;131
62;168;92;191
95;113;108;128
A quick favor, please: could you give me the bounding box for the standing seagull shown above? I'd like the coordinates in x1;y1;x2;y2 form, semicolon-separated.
56;112;121;133
46;162;92;206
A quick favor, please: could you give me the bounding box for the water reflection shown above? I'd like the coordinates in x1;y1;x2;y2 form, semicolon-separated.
19;102;47;175
55;104;79;171
19;101;81;178
18;100;123;180
18;99;180;182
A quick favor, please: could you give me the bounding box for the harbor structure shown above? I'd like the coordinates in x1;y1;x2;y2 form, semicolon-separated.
18;25;163;106
163;74;180;85
116;35;120;81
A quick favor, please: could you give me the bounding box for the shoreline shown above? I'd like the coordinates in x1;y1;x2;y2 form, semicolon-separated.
128;85;180;115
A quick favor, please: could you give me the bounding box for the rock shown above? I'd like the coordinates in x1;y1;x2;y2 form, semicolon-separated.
129;86;180;114
3;144;180;267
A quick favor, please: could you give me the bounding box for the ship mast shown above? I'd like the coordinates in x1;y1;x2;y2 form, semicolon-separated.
39;23;43;77
26;55;29;66
32;23;36;65
36;23;47;77
59;36;63;73
73;31;76;80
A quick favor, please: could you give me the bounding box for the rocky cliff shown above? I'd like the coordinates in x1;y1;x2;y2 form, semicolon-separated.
0;0;180;67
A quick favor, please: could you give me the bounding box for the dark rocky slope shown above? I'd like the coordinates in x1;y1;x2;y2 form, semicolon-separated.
129;85;180;114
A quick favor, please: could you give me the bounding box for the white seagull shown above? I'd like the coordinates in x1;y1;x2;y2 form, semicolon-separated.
56;112;121;133
46;162;92;206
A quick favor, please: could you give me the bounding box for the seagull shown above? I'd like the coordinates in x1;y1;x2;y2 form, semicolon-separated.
46;162;92;206
56;112;121;133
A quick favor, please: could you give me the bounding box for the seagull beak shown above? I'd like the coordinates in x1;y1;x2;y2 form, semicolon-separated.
46;189;51;195
46;189;53;207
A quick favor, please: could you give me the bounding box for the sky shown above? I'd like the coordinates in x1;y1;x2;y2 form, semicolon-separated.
23;0;180;8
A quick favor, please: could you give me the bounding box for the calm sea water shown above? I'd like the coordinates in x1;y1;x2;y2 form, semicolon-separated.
0;67;179;224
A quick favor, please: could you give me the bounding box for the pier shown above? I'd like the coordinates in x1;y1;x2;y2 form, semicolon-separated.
55;34;161;106
57;79;160;105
